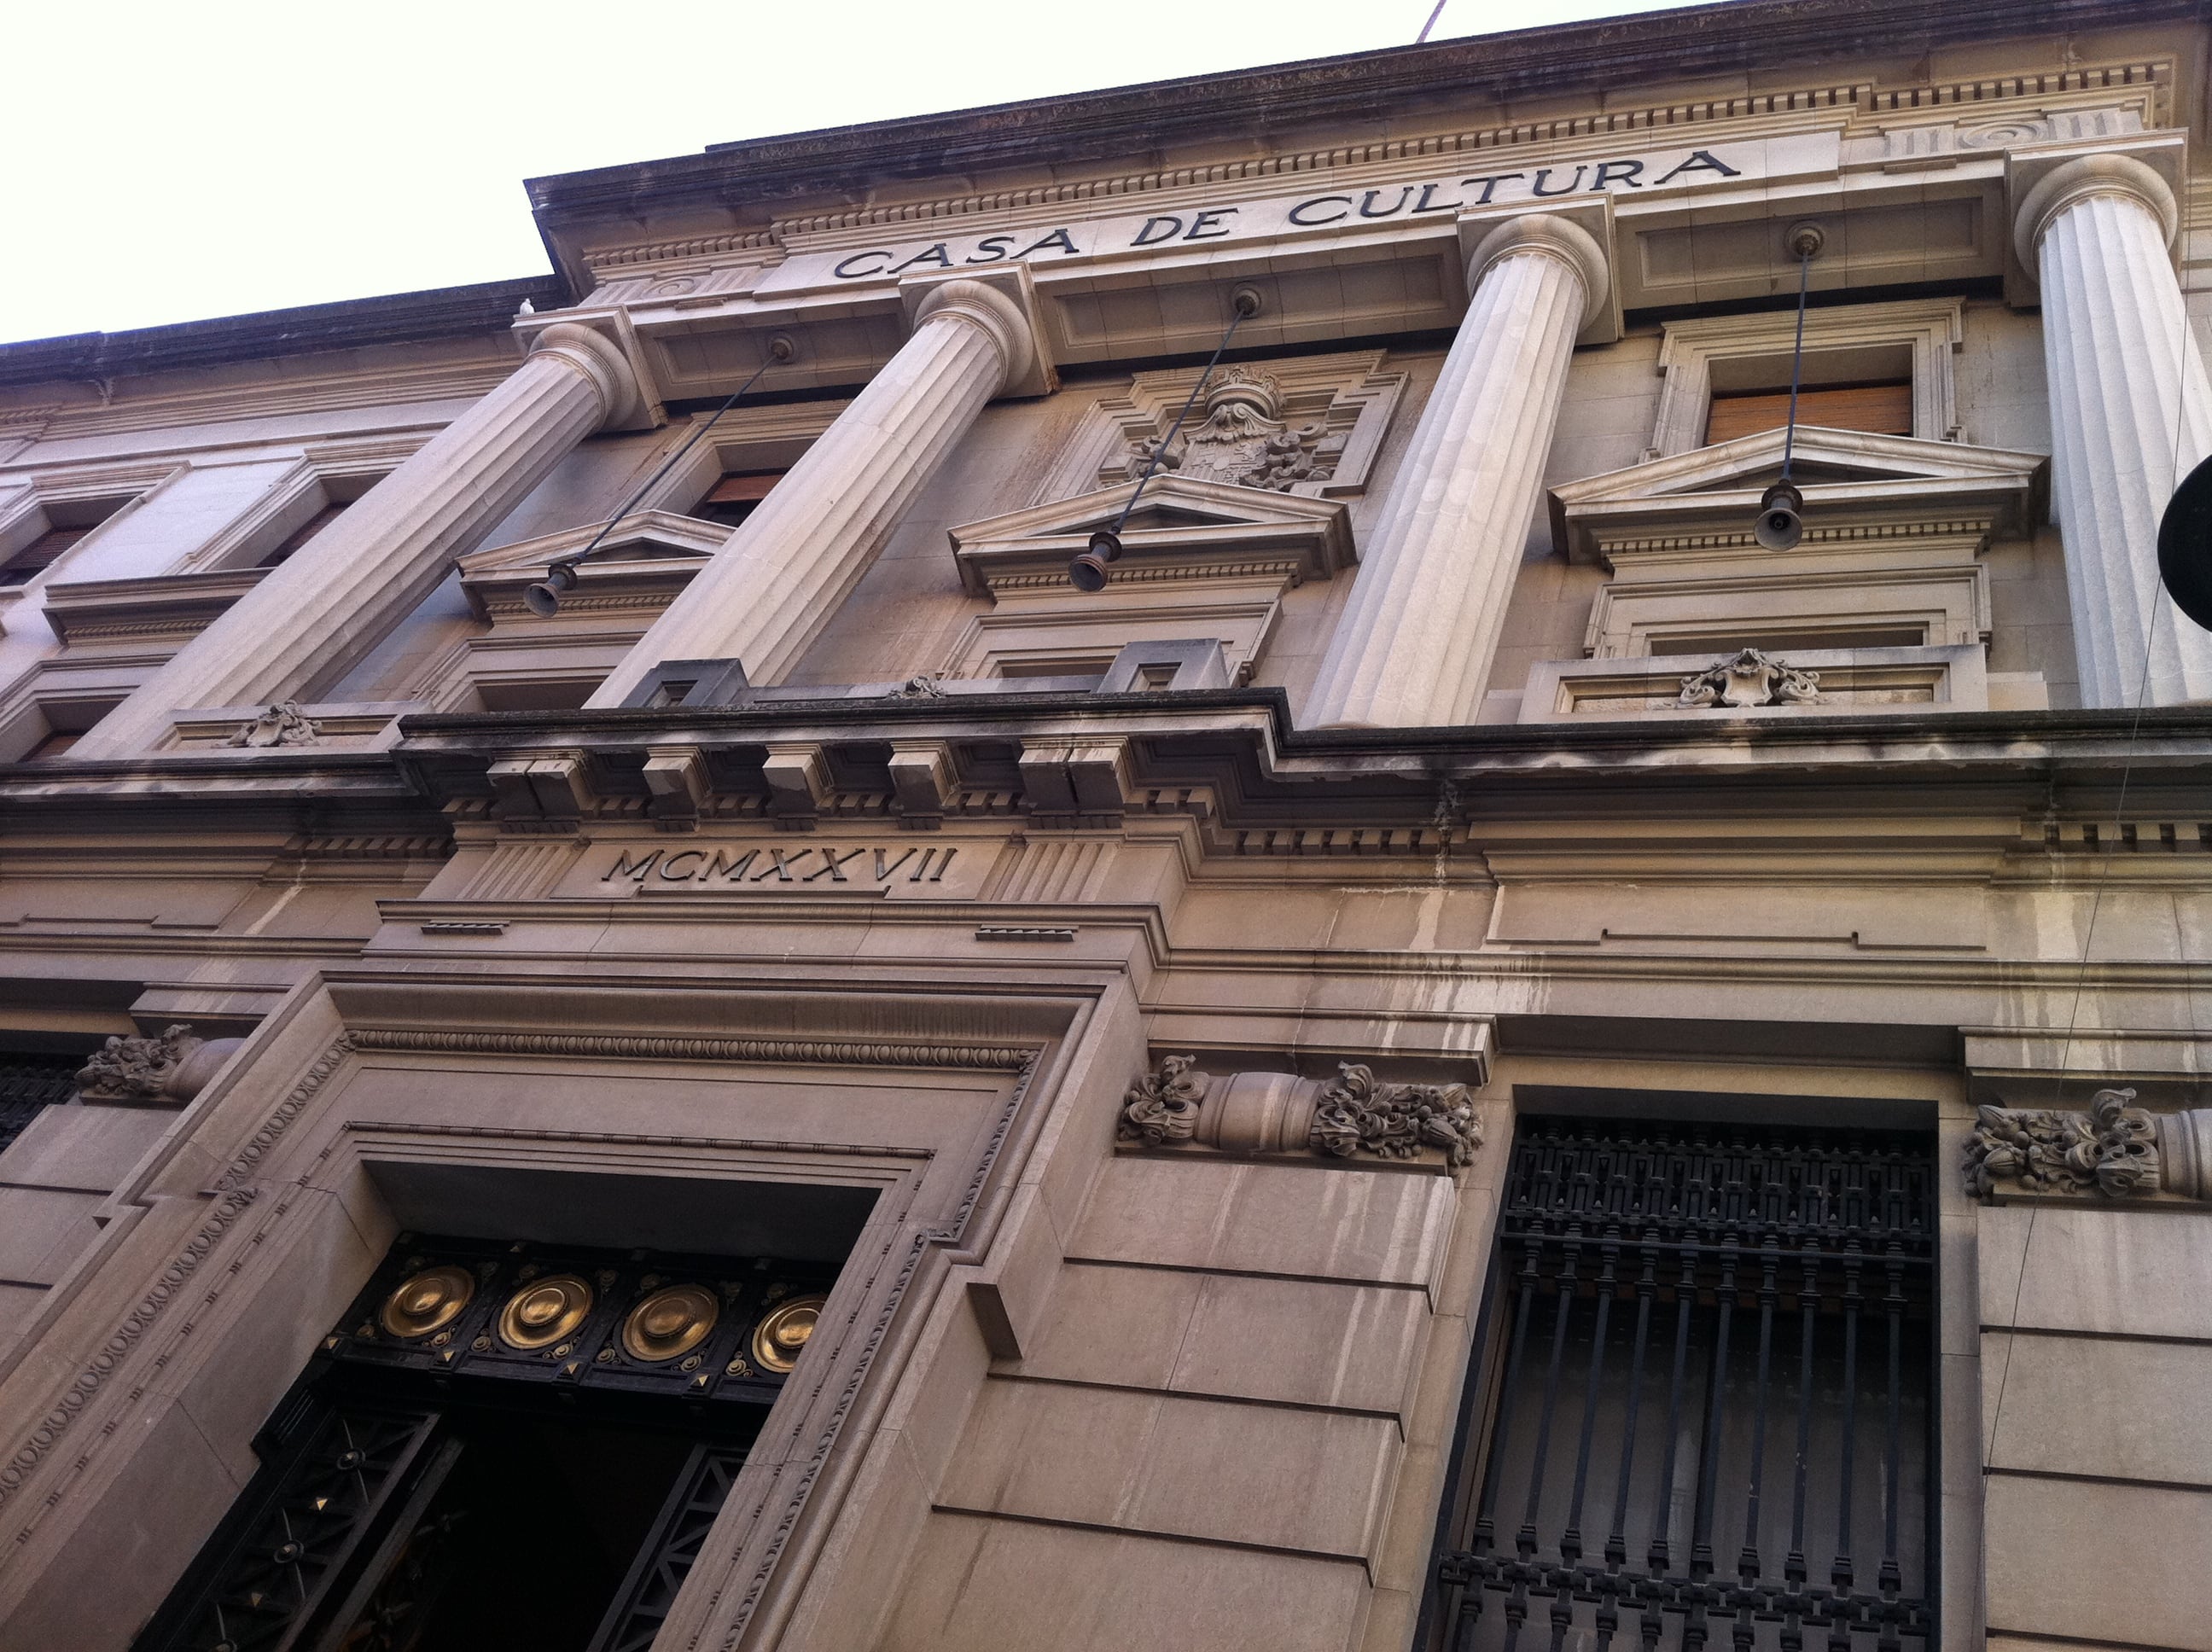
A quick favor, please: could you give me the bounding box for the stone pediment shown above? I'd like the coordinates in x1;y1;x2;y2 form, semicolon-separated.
946;476;1355;598
456;509;723;623
1548;427;2049;565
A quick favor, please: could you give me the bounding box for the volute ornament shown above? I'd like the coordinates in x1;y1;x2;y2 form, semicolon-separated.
1119;1055;1207;1145
1116;1054;1481;1167
1963;1087;2212;1201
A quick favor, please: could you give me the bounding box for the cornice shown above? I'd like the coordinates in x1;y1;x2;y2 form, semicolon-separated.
0;277;559;393
529;0;2190;287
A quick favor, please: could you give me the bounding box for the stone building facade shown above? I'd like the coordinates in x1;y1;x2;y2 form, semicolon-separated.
0;0;2207;1647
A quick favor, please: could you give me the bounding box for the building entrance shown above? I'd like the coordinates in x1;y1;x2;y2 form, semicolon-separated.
132;1234;835;1652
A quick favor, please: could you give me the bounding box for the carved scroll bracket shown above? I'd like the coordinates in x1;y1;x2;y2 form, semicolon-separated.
1117;1054;1482;1169
1965;1086;2212;1202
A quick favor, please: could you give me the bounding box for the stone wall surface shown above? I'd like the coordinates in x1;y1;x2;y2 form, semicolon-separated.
0;3;2209;1648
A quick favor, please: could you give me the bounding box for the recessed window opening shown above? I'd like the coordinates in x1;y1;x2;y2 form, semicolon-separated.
993;654;1114;683
1707;379;1913;445
691;471;785;531
473;675;606;713
0;496;133;587
1429;1114;1936;1652
257;475;381;569
1654;623;1932;656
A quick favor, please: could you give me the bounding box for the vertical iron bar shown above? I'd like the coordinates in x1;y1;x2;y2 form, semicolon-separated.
1507;1237;1583;1652
1830;1249;1865;1652
1877;1252;1907;1652
1452;1234;1547;1652
1560;1230;1621;1651
1685;1237;1739;1652
1735;1237;1781;1652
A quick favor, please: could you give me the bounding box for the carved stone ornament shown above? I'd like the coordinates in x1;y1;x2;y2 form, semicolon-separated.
1126;369;1344;493
886;674;946;699
1965;1087;2212;1201
75;1023;243;1105
227;700;320;747
1677;647;1821;709
1116;1055;1481;1167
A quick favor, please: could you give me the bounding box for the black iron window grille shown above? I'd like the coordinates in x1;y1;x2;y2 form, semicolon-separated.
1429;1117;1938;1652
0;1050;85;1155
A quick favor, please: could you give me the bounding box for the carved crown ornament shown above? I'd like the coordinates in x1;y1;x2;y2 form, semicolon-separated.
1964;1087;2212;1203
1117;1054;1483;1169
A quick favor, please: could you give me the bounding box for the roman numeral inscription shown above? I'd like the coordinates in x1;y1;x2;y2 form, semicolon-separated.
599;844;963;892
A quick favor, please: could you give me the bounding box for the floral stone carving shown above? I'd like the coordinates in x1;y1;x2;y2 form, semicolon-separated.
1126;368;1344;493
1677;648;1820;709
1964;1086;2212;1201
1116;1054;1481;1166
75;1024;243;1105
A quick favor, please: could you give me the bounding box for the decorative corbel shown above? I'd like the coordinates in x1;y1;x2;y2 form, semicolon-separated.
76;1024;244;1106
1116;1054;1482;1168
1964;1086;2212;1201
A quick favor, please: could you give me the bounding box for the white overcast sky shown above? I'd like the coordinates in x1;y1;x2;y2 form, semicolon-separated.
4;0;1709;346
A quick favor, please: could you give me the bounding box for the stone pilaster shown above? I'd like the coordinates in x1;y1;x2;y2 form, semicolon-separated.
589;277;1043;705
75;323;644;757
2016;152;2212;707
1304;213;1608;729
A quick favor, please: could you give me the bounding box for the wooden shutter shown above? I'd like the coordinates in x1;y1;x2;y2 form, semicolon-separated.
705;474;780;504
1706;380;1913;445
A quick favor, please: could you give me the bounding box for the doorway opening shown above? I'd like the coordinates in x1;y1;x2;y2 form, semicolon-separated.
134;1232;836;1652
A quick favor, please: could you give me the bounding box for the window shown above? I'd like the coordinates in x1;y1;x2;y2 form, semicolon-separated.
1429;1116;1936;1652
0;1050;87;1155
0;496;132;587
690;472;783;530
257;499;352;567
1706;381;1914;445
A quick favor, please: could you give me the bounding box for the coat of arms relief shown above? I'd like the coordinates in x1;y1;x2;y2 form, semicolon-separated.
1122;367;1347;492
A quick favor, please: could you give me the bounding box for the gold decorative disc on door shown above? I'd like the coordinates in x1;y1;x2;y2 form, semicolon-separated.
751;1294;826;1374
621;1283;719;1363
497;1274;594;1350
378;1265;475;1339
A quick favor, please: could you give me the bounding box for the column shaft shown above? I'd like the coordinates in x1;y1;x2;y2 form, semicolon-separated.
1305;216;1602;729
2028;158;2212;707
589;281;1032;705
76;324;637;757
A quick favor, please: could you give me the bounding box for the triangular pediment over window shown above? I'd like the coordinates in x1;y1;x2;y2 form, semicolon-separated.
1548;426;2049;565
456;509;721;623
946;476;1355;597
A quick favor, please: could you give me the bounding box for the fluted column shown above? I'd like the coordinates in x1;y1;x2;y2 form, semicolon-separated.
589;279;1039;704
76;323;643;757
2017;153;2212;707
1306;214;1608;728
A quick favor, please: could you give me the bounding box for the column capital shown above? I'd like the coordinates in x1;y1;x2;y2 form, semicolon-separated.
519;317;660;432
1458;201;1616;343
900;268;1057;399
2008;138;2184;278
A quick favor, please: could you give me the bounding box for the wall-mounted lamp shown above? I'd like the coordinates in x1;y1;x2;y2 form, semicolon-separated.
1751;223;1826;554
1071;287;1264;592
525;334;795;617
